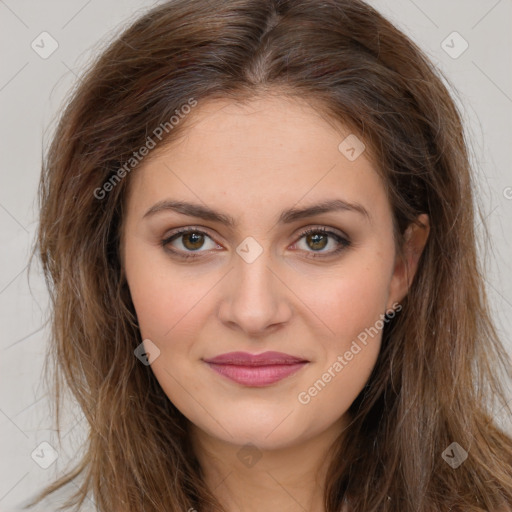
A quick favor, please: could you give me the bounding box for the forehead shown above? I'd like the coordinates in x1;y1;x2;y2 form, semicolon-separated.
125;94;388;223
160;94;360;159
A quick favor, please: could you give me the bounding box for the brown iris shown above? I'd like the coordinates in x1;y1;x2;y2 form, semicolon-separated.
182;232;205;250
306;232;328;251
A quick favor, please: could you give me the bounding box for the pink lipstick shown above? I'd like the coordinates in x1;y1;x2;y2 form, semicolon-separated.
203;351;308;387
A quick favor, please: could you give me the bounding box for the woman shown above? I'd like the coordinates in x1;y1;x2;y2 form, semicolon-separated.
27;0;512;510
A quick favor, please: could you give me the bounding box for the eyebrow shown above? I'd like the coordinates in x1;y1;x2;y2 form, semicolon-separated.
143;198;371;226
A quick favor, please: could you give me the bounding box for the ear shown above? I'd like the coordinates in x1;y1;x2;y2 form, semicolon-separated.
386;213;430;309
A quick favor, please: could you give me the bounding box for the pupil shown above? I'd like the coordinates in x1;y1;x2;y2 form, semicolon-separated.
308;233;327;251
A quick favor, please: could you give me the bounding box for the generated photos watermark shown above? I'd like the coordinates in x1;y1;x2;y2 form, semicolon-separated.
93;97;197;200
297;302;402;405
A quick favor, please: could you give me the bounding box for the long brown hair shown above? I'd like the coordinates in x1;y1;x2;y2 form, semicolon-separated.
30;0;512;510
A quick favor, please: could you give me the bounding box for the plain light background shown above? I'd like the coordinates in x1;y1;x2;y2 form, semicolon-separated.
1;0;511;510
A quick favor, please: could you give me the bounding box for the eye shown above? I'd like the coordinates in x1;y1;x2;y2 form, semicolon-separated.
161;227;221;260
161;226;351;261
292;227;351;258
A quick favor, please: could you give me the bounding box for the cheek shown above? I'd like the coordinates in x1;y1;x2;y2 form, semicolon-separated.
299;259;393;343
124;241;215;340
293;254;393;395
295;271;388;416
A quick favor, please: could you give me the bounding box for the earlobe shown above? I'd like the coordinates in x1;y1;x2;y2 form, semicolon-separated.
387;213;430;308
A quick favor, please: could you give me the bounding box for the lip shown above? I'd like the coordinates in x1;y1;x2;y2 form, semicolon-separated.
203;351;309;387
204;351;307;366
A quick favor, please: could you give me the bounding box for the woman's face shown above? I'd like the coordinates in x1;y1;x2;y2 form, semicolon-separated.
121;94;416;450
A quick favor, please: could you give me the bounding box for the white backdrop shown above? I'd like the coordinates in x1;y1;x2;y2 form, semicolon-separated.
1;0;511;510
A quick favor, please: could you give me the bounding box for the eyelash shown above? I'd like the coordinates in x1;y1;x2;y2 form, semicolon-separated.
161;226;351;261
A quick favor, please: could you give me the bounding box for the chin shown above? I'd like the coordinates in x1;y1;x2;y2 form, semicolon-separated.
199;412;315;451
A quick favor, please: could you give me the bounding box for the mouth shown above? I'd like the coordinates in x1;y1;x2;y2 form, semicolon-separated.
203;351;309;387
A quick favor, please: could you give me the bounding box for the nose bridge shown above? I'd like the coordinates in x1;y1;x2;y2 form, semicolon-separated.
235;245;274;300
219;236;291;334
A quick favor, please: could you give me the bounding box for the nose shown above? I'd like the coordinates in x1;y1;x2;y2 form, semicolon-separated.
217;244;293;338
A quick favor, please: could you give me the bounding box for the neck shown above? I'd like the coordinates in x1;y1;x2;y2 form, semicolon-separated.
188;414;350;512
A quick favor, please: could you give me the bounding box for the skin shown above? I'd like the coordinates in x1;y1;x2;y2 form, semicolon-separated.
121;94;430;512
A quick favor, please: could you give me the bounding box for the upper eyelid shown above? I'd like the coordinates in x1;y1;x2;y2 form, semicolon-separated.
163;226;220;243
